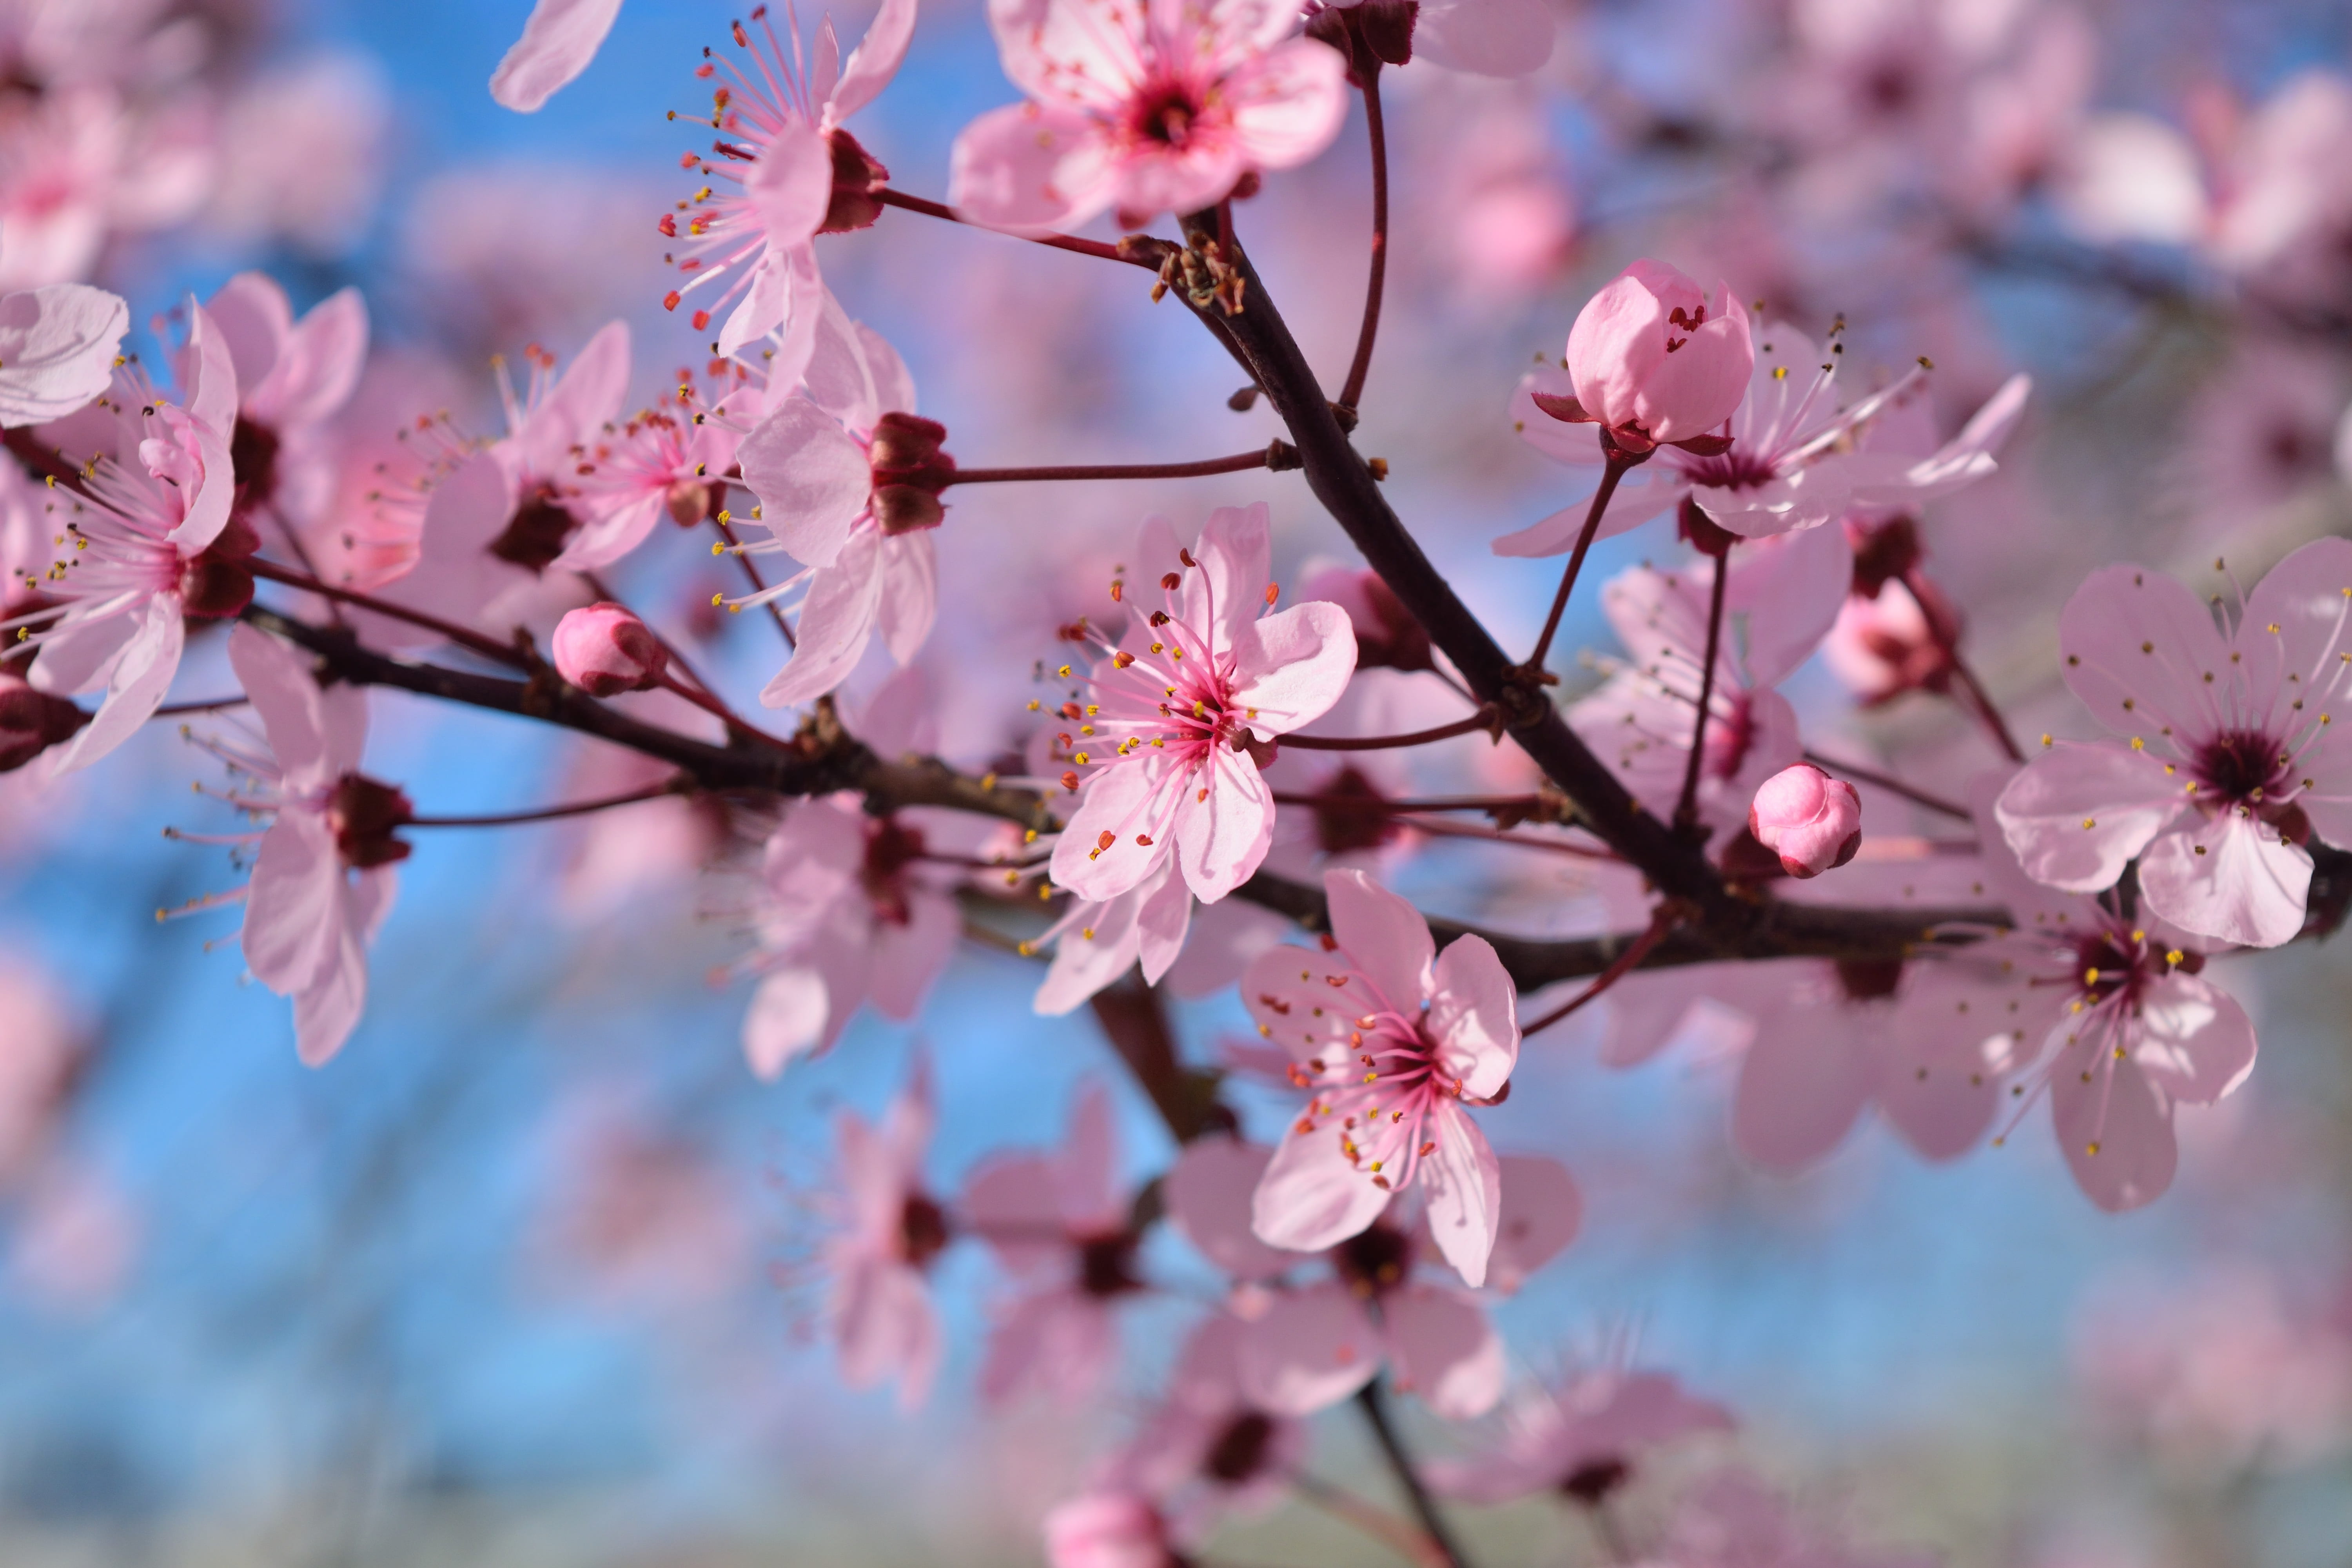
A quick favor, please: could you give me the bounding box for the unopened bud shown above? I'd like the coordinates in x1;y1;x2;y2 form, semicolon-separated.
1565;260;1753;445
553;602;670;697
1747;763;1862;879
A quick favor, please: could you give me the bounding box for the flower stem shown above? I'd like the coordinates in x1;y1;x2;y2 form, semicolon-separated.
1800;749;1971;821
245;559;528;669
1292;1472;1446;1568
1520;905;1679;1035
873;187;1149;268
1524;451;1636;675
1904;566;2022;761
1269;791;1544;815
1279;708;1499;751
152;695;251;717
1353;1381;1473;1568
948;447;1288;485
405;779;687;828
1671;545;1733;837
1336;64;1389;416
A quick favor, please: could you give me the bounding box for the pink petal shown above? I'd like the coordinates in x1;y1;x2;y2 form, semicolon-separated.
746;120;835;252
1994;743;2180;893
835;1259;940;1408
1232;602;1357;738
801;294;886;432
980;1289;1114;1405
739;398;872;570
1049;756;1171;902
1134;860;1194;985
50;596;183;773
868;889;958;1018
1251;1111;1394;1254
759;530;887;707
25;608;136;699
2051;1036;2177;1214
292;908;368;1067
961;1152;1067;1274
985;0;1142;108
1724;524;1852;688
742;967;829;1080
947;101;1114;235
519;319;629;478
1172;746;1275;902
1240;938;1367;1063
1165;1138;1296;1281
1382;1285;1505;1418
1417;1103;1502;1287
2057;563;2233;737
243;806;341;993
2138;809;2311;949
828;0;918;123
490;0;624;111
1490;473;1679;557
257;287;368;431
0;284;127;426
1731;1009;1871;1173
2129;972;2257;1105
202;272;292;394
1870;971;2005;1161
1184;502;1272;652
1412;0;1555;76
2242;536;2352;735
227;625;332;781
1427;934;1519;1099
1321;867;1435;1013
876;533;936;665
1223;37;1350;169
1236;1283;1382;1415
1060;1081;1125;1229
1484;1154;1580;1294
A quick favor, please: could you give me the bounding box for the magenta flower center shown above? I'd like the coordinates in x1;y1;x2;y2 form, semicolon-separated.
1330;1218;1414;1300
1123;74;1214;150
898;1192;950;1268
2190;727;2290;806
861;815;927;926
1203;1411;1278;1485
1075;1230;1145;1298
1674;444;1779;492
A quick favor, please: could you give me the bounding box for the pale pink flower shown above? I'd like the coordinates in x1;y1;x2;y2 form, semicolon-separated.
2207;70;2352;301
735;298;942;706
1428;1367;1734;1506
1501;328;2025;553
825;1056;949;1407
964;1082;1144;1405
1996;539;2352;949
1559;260;1753;448
561;360;763;569
535;1083;751;1311
1822;575;1960;704
1970;775;2257;1213
552;601;667;696
13;300;241;771
7;1155;138;1313
201;272;370;539
1046;505;1357;904
0;283;129;427
948;0;1347;234
1749;763;1862;879
491;0;625;112
1567;526;1850;841
205;54;391;257
660;0;916;362
216;624;406;1067
1043;1492;1180;1568
1166;1136;1577;1417
0;85;211;291
1243;869;1520;1286
1031;855;1197;1016
1106;1312;1306;1526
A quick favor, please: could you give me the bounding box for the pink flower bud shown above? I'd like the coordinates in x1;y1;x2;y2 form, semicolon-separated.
553;603;668;697
1564;259;1754;445
1748;763;1862;879
1043;1493;1178;1568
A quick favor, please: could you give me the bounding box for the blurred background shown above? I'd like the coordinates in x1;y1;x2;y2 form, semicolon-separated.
2;0;2352;1563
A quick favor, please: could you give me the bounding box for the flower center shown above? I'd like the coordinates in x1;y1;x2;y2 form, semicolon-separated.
489;485;580;573
1129;79;1206;147
1311;766;1400;855
1076;1230;1145;1298
1203;1411;1278;1485
897;1192;950;1268
2068;929;2149;1009
1834;958;1904;1002
1675;445;1779;492
327;774;414;869
2191;727;2288;806
1330;1218;1414;1299
861;815;926;927
1559;1456;1631;1506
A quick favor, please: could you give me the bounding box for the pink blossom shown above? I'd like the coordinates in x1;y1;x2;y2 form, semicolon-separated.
735;299;942;706
1995;539;2352;949
561;359;764;569
1165;1137;1575;1417
2207;70;2352;301
203;54;390;258
1822;575;1961;704
201;272;370;539
12;300;242;771
220;624;408;1066
660;0;916;362
6;1155;138;1313
535;1083;751;1312
1501;330;2025;554
1043;1492;1180;1568
964;1082;1143;1405
1428;1367;1734;1506
0;85;211;292
948;0;1347;234
0;955;80;1189
1560;260;1753;448
1046;505;1357;905
825;1056;949;1407
1105;1312;1305;1526
491;0;624;112
1242;869;1520;1286
1031;855;1198;1016
0;283;129;427
552;602;667;696
1749;763;1862;879
1652;1468;1938;1568
1567;527;1849;841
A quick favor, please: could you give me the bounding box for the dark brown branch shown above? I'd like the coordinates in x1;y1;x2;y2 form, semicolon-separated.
1353;1382;1471;1568
247;559;528;669
1085;975;1231;1143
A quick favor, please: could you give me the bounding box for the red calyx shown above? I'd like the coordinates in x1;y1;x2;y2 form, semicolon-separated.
327;774;414;869
868;412;956;534
818;129;891;235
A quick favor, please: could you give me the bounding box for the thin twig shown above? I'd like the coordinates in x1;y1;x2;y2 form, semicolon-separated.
1801;749;1973;821
1520;906;1679;1035
875;187;1149;268
246;559;528;669
1336;65;1390;415
1281;709;1498;751
152;695;251;717
1671;547;1732;836
405;779;686;828
950;448;1283;485
1525;451;1637;675
1353;1381;1472;1568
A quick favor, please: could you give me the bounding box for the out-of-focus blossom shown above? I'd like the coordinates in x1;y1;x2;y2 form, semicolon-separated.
1047;504;1356;904
0;85;211;291
2207;70;2352;302
537;1083;751;1311
1823;575;1961;704
825;1056;949;1407
1043;1490;1180;1568
1568;526;1849;841
563;359;762;568
950;0;1347;234
1429;1367;1734;1505
202;272;368;545
1996;540;2352;949
1299;563;1432;673
737;299;941;705
1651;1467;1937;1568
2179;343;2347;523
217;624;407;1066
1558;260;1753;449
0;282;129;426
7;1155;138;1312
661;0;916;362
1311;0;1556;81
1103;1312;1305;1529
1245;868;1518;1285
0;954;80;1188
964;1082;1145;1405
732;671;959;1076
552;602;667;696
203;53;389;256
13;299;240;771
491;0;624;112
1749;762;1862;878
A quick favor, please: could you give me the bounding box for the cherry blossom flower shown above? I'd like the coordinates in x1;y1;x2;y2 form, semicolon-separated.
1995;539;2352;949
948;0;1348;234
219;624;407;1066
1428;1367;1734;1506
1045;505;1357;905
1823;575;1962;704
1165;1136;1577;1416
535;1082;751;1312
561;359;764;569
552;602;667;696
0;85;211;292
1567;526;1850;841
660;0;917;363
1043;1491;1181;1568
1500;328;2026;554
1749;762;1862;878
201;272;369;543
1652;1467;1937;1568
1241;869;1521;1286
731;676;959;1078
824;1055;949;1407
1555;260;1753;449
491;0;624;112
1969;775;2257;1212
203;54;391;258
0;283;130;427
12;300;242;771
1099;1312;1305;1531
735;299;942;706
964;1082;1145;1405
